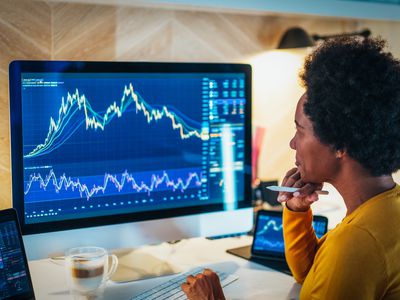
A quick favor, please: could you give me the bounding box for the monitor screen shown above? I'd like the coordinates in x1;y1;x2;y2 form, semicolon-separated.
10;61;252;235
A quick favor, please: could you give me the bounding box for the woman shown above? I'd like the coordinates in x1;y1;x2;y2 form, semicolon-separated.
181;37;400;299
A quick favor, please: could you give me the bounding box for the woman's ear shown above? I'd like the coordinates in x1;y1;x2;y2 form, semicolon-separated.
335;149;346;159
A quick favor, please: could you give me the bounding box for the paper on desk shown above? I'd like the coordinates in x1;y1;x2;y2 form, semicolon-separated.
111;245;182;283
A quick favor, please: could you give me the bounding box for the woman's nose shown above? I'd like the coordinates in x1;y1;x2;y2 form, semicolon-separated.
289;135;296;150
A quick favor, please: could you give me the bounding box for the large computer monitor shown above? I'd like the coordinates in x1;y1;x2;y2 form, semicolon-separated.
9;61;253;259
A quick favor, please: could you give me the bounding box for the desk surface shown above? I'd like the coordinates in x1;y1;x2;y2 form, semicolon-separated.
29;236;300;300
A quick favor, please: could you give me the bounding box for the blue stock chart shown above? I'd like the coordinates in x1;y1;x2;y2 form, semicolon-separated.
253;215;285;253
253;215;327;254
21;72;246;224
0;221;31;298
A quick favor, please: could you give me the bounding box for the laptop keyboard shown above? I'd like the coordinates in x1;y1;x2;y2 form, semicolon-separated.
131;267;238;300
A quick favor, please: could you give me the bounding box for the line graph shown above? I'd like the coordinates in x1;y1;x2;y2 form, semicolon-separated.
254;216;285;252
256;219;283;235
20;72;247;224
24;168;203;202
25;83;208;158
254;239;285;250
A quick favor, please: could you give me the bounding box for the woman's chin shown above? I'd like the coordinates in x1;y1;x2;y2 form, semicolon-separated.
297;166;303;175
299;169;308;182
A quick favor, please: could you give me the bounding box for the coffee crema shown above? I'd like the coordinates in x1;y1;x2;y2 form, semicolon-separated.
72;266;104;278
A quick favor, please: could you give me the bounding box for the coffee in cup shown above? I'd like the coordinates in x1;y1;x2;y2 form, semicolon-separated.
65;246;118;299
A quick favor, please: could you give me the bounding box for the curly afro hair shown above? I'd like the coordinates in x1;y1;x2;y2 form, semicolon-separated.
300;37;400;176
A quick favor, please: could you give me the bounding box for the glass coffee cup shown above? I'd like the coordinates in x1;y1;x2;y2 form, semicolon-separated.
65;246;118;299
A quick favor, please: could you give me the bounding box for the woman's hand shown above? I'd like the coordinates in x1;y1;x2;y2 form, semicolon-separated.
277;167;323;212
181;269;226;300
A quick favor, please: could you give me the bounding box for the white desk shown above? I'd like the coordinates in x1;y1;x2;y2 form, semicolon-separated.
29;236;300;300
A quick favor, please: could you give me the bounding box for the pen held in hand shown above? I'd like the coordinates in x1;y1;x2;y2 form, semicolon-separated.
266;185;329;195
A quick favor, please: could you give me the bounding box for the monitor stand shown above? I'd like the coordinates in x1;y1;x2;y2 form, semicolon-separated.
111;243;182;282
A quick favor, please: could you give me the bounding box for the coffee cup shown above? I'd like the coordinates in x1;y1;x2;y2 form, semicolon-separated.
65;246;118;299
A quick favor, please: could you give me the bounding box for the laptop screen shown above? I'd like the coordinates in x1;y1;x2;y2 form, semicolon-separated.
0;210;35;300
252;210;328;257
253;214;285;254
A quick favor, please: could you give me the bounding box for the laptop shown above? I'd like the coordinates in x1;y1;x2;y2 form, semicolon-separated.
227;210;328;276
0;208;35;300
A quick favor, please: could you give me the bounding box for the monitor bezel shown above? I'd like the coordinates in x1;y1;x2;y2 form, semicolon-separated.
9;60;252;235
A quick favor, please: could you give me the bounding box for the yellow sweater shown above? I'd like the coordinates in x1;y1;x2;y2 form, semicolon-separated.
283;185;400;300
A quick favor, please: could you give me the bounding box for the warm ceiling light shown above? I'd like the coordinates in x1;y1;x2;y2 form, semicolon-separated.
277;27;315;49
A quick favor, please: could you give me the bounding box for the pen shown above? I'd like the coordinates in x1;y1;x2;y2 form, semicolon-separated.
266;185;329;195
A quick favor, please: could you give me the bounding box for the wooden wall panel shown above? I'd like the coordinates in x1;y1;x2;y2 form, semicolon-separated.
0;0;51;209
173;11;256;59
0;71;9;173
169;20;225;62
0;172;11;209
0;20;51;71
357;19;400;57
0;0;51;53
115;7;174;60
217;14;268;50
52;3;117;59
0;70;11;210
